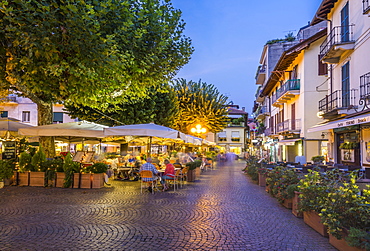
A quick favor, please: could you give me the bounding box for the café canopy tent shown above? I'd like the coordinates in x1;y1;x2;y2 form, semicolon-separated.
18;121;107;139
104;123;186;140
0;118;34;139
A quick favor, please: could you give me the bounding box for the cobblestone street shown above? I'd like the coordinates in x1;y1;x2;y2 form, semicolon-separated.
0;162;336;251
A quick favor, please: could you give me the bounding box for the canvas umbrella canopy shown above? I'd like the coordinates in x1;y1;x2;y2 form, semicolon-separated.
104;123;186;156
18;121;107;138
0;118;34;139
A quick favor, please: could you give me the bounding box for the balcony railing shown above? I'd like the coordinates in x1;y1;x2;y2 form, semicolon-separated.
272;79;300;105
320;25;355;63
0;96;17;103
360;72;370;99
276;119;301;133
256;65;266;85
264;127;276;136
318;89;358;114
364;0;370;14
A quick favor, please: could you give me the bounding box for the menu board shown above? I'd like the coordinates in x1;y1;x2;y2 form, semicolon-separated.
2;141;16;160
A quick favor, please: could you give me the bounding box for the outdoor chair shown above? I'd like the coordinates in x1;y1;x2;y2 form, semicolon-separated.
166;169;182;191
180;166;189;185
140;170;157;194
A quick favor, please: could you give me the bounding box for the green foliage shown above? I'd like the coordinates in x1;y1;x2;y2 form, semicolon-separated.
319;173;370;242
64;84;180;127
311;155;325;163
19;152;34;172
266;166;300;202
62;153;80;188
298;169;342;213
0;160;14;180
185;160;202;170
172;78;229;134
346;227;370;250
339;142;359;149
85;163;108;174
244;156;259;181
31;147;46;171
266;32;295;44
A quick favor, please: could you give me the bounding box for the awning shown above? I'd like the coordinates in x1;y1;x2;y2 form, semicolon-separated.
278;138;302;146
307;113;370;133
218;131;226;138
231;131;240;138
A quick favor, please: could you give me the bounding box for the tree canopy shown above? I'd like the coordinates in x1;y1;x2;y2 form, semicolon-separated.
0;0;193;107
64;84;180;127
172;78;229;134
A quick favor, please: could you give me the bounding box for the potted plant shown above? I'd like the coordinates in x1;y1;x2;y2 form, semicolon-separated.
298;169;341;236
63;153;80;188
257;165;270;187
311;155;325;164
319;172;370;251
0;159;14;188
43;157;64;187
29;146;47;186
86;162;108;188
185;160;202;182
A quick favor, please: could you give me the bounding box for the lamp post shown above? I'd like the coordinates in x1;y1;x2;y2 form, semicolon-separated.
190;124;207;138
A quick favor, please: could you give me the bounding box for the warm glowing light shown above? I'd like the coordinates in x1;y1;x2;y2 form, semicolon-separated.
191;124;207;135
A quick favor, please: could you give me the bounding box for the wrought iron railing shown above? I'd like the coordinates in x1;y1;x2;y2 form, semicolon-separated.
320;25;355;58
318;89;358;114
360;72;370;99
276;119;301;133
364;0;370;14
272;79;300;104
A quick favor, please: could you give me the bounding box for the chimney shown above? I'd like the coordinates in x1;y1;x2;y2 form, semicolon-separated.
242;107;245;111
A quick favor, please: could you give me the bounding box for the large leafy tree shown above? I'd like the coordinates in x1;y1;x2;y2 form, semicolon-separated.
0;0;193;156
64;84;180;127
172;78;229;135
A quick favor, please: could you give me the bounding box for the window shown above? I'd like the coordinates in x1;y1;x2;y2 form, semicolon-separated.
231;131;240;142
218;131;227;142
22;111;30;122
318;55;328;76
342;62;350;107
0;111;8;118
53;112;63;124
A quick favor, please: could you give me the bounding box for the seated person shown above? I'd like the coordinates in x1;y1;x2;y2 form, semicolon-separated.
139;157;159;192
160;159;175;191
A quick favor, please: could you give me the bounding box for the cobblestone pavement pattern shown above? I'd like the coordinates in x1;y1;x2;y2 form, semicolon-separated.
0;161;336;251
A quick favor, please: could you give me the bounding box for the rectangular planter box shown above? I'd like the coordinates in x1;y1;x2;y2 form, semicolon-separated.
195;167;201;180
303;211;328;237
80;173;92;189
4;173;15;186
55;172;66;188
282;197;293;209
91;173;104;188
258;173;267;187
29;172;45;187
329;232;366;251
73;173;81;189
16;172;29;186
292;191;303;218
187;169;196;182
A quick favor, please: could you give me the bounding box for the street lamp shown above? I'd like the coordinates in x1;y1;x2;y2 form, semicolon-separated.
190;124;207;137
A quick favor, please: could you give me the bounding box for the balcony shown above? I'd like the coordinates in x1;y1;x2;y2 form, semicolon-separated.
364;0;370;14
0;96;17;103
318;89;358;118
276;119;301;134
272;79;300;107
357;72;370;112
256;106;270;120
264;127;277;137
320;25;355;64
255;65;266;85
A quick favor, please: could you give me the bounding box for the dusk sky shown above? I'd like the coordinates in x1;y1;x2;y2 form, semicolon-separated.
171;0;323;115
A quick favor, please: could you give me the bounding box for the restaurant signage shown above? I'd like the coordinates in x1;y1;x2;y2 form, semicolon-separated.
337;116;370;128
2;141;16;160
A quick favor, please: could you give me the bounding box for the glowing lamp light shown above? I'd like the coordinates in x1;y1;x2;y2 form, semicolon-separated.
191;124;207;134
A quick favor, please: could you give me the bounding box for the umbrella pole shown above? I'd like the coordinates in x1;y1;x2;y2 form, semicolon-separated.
148;136;152;158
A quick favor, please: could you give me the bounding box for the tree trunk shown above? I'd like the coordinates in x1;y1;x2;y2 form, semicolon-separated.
37;102;55;158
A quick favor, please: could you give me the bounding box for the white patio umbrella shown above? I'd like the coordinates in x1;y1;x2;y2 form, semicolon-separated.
18;121;107;138
104;123;186;156
0;118;34;139
18;121;108;152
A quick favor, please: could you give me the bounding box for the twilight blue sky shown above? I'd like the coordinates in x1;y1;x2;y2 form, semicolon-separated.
171;0;323;115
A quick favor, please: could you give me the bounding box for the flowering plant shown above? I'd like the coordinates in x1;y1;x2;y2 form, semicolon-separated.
266;166;300;202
